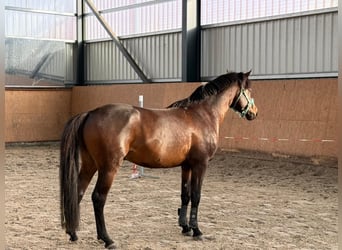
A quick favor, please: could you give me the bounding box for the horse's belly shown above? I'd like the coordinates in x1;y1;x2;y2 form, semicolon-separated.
125;144;189;168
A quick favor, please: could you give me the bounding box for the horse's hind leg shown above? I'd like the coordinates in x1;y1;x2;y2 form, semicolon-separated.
78;150;97;203
92;158;121;249
178;165;192;236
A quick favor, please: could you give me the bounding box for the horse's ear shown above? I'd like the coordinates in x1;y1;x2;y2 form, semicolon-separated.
243;70;252;88
244;70;252;78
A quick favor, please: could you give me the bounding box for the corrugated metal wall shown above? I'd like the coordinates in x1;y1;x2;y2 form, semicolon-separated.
201;10;338;79
85;31;182;83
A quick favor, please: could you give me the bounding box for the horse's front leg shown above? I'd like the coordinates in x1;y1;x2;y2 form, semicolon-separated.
189;163;207;239
178;165;191;235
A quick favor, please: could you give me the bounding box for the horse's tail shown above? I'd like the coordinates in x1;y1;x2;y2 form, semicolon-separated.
59;112;89;234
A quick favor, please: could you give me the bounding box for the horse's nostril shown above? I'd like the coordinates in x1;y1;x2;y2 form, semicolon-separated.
246;111;258;120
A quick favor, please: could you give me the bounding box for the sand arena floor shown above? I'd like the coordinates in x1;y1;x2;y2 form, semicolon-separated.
5;143;337;249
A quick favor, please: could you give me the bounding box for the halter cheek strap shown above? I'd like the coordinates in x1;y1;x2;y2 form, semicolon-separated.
230;88;254;118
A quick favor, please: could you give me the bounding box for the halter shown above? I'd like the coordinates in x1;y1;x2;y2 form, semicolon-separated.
231;88;254;118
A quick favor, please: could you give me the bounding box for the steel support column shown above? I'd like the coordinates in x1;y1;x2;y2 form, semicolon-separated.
76;0;85;85
182;0;201;82
84;0;150;83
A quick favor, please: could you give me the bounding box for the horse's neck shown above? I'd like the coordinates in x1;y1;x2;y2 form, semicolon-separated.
187;84;239;130
211;84;239;123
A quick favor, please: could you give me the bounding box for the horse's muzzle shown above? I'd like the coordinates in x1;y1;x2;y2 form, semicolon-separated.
246;111;257;120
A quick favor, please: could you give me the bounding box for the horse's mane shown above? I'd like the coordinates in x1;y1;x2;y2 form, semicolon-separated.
168;72;250;108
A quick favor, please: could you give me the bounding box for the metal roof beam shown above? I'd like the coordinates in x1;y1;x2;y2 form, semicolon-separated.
30;53;51;79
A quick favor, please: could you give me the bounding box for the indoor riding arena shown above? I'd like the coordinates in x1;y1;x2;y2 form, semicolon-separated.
4;1;338;250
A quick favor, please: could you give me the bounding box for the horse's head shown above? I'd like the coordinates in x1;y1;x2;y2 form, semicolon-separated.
231;71;258;120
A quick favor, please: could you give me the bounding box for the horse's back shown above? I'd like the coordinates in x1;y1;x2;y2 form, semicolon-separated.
84;104;138;134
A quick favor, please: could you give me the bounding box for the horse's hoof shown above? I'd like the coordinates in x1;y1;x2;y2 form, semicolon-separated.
192;228;203;240
182;231;192;237
67;232;78;242
181;225;192;236
193;234;203;241
105;242;116;249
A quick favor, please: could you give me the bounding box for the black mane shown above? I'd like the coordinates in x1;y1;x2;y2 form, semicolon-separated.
168;72;249;108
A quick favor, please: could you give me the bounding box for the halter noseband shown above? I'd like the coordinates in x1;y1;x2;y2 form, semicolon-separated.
231;88;254;118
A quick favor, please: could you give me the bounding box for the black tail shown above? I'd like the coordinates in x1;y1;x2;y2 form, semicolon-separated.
60;112;88;234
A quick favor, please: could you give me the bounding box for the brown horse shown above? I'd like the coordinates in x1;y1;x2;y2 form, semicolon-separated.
60;71;258;249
